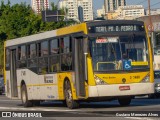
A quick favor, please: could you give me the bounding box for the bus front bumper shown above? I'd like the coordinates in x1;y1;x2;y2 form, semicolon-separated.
88;83;154;97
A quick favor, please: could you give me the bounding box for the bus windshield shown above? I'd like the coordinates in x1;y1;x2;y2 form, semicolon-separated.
89;34;149;72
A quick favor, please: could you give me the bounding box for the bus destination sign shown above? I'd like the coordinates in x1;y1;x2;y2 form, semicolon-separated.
96;37;118;43
96;25;137;32
89;25;144;33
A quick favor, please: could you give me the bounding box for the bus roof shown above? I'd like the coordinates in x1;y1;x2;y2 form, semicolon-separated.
5;23;87;47
5;20;144;47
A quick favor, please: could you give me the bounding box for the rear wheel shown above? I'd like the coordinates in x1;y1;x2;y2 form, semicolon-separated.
64;80;79;109
21;85;33;107
118;97;131;106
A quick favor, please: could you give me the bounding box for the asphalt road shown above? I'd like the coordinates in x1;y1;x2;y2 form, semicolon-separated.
0;94;160;120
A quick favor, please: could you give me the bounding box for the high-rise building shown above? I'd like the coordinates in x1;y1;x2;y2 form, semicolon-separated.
59;0;93;22
104;0;126;13
31;0;49;14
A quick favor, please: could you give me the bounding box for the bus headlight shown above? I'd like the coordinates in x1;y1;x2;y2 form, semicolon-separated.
94;75;107;85
141;74;150;83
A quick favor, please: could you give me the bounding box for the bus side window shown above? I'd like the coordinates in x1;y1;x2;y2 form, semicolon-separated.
38;41;49;74
50;56;60;72
60;36;72;71
61;54;72;71
50;39;60;72
50;39;59;54
17;45;27;68
28;43;37;68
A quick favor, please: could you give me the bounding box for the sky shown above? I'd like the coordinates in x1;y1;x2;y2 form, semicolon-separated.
1;0;160;11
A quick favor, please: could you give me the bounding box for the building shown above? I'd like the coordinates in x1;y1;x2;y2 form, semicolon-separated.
107;5;145;20
97;6;105;18
59;0;93;22
31;0;49;14
146;9;160;16
137;15;160;70
137;15;160;49
104;0;126;13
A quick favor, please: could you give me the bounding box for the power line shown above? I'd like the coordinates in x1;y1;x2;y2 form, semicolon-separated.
145;1;160;9
136;0;148;5
150;1;160;8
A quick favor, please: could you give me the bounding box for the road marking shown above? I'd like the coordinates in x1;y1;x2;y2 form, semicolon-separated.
0;106;77;112
0;100;21;102
125;117;155;120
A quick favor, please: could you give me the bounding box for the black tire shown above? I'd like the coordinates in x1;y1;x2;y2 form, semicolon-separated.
64;80;79;109
118;97;132;106
0;91;2;95
21;85;33;107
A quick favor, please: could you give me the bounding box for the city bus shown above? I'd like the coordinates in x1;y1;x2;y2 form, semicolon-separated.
4;20;154;109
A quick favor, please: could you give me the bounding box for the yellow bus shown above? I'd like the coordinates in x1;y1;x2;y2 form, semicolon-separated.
4;20;154;109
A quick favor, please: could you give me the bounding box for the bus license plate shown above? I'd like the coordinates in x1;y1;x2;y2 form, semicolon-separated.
119;86;130;91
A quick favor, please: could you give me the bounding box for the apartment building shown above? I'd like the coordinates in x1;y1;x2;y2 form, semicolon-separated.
31;0;49;14
104;0;126;13
59;0;93;22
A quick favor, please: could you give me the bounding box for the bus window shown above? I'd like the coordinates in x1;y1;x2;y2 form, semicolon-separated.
29;44;36;58
40;41;48;57
18;45;26;60
17;45;27;68
61;54;72;71
28;44;37;67
90;35;149;71
50;56;60;72
50;39;59;54
39;57;48;74
60;37;72;53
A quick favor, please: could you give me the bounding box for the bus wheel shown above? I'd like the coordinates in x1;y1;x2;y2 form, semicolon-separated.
21;85;33;107
118;97;131;106
64;80;79;109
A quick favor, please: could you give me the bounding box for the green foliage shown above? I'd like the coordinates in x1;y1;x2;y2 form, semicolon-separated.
0;0;77;70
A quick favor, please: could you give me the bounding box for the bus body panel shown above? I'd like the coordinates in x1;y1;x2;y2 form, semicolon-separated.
88;83;154;97
95;72;150;84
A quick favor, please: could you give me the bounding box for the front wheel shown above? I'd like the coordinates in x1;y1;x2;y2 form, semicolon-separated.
21;85;33;107
118;97;131;106
64;80;79;109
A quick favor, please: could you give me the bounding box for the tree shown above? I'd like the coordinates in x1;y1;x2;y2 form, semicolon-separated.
0;1;78;71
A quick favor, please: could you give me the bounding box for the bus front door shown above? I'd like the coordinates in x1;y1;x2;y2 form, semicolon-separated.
10;49;18;97
74;37;86;98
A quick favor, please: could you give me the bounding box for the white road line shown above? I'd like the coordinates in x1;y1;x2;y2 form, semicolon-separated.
125;117;155;120
0;106;77;112
0;100;21;102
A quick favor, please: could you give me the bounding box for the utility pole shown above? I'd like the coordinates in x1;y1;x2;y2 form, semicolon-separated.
148;0;155;67
148;0;152;32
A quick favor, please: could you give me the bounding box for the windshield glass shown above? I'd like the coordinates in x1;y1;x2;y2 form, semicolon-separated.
89;35;149;71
